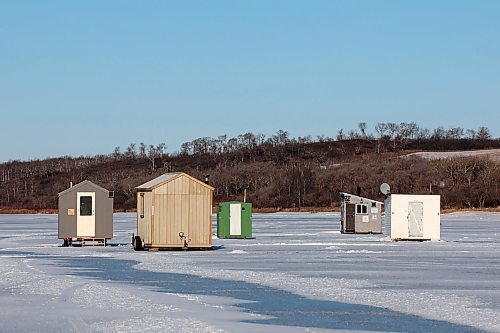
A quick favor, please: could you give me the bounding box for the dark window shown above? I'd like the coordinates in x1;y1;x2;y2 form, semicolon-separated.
108;191;114;198
140;193;145;218
372;202;376;207
80;196;93;216
356;204;368;214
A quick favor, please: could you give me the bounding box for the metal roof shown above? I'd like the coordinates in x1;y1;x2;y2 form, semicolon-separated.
58;180;109;197
339;192;384;204
136;172;214;191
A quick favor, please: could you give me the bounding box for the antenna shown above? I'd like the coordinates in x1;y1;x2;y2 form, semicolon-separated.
380;183;391;195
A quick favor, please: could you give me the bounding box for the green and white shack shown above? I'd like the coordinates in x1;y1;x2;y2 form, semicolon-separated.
217;201;252;239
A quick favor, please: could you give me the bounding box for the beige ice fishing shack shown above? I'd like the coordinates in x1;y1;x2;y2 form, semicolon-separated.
134;172;214;250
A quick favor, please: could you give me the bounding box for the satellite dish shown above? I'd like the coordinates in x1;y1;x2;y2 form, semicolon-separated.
380;183;391;195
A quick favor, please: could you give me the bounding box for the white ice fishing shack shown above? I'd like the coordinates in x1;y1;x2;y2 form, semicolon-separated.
384;194;440;241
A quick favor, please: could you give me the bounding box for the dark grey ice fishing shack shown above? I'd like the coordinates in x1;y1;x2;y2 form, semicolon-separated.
339;192;383;234
58;180;114;246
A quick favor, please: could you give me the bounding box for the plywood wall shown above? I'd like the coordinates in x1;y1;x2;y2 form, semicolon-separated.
138;175;212;248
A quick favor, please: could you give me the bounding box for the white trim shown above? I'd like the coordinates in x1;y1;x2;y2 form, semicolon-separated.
77;192;96;237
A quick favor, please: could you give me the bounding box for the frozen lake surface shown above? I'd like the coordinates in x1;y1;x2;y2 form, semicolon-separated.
1;212;499;332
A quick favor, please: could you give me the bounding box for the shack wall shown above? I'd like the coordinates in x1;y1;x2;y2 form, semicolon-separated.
138;174;212;248
386;194;440;240
58;182;113;239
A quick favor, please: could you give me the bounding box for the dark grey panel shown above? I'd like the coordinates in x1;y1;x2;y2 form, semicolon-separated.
58;181;113;239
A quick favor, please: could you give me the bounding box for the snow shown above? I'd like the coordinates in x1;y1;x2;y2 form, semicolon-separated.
0;212;499;332
404;148;500;161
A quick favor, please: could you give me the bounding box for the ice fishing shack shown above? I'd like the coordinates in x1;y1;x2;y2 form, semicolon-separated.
217;201;252;239
133;172;214;250
339;192;383;234
384;194;440;241
58;180;114;246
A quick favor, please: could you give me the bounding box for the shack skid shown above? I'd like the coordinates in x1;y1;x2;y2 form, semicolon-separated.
69;238;108;246
132;234;211;251
341;230;382;235
145;246;213;252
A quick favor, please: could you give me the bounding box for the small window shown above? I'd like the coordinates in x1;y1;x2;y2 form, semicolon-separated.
108;191;114;198
356;204;368;214
140;193;145;218
371;202;376;207
80;196;93;216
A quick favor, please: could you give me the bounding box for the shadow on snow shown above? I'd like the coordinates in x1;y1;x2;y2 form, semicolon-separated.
6;251;487;333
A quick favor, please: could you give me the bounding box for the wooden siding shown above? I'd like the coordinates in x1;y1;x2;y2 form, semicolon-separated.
137;174;212;248
137;191;152;244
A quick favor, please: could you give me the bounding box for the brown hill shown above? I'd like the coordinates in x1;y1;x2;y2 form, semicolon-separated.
1;137;499;211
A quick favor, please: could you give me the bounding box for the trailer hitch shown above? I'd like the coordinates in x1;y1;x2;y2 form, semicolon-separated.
179;231;190;251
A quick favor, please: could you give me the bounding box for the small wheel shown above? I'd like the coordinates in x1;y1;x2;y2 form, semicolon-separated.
133;236;143;251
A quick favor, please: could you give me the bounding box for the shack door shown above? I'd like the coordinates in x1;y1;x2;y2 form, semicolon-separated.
77;192;95;237
230;203;242;236
345;204;356;232
408;202;424;237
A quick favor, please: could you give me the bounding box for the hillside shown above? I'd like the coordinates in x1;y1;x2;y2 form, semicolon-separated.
1;134;499;212
404;148;500;162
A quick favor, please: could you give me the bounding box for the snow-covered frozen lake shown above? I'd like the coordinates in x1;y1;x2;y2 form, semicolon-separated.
1;212;499;332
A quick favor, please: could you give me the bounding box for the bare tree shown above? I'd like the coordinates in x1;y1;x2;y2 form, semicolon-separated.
465;129;476;139
476;127;491;140
447;127;464;140
375;123;387;153
256;133;266;146
146;143;166;171
358;122;367;139
348;129;359;140
180;142;192;155
139;142;147;158
126;143;137;159
112;147;121;160
386;123;399;151
336;129;345;141
432;127;446;140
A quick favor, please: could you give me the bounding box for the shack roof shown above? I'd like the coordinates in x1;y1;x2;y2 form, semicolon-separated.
58;180;109;197
136;172;215;191
339;192;384;205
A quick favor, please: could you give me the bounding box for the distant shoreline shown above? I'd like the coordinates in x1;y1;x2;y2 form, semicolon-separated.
1;207;499;215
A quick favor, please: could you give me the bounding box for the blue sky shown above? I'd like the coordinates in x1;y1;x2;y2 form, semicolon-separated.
1;1;499;161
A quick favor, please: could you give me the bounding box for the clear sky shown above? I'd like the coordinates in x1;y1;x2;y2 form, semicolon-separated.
1;1;499;162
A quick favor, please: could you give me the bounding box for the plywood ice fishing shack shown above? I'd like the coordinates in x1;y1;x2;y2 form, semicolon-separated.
134;172;214;250
339;192;383;234
384;194;440;241
58;180;114;246
217;201;252;239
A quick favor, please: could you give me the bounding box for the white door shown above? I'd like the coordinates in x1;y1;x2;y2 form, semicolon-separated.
408;202;423;237
77;192;96;237
229;203;242;236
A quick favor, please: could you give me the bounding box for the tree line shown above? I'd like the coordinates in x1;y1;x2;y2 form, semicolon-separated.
0;123;498;211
